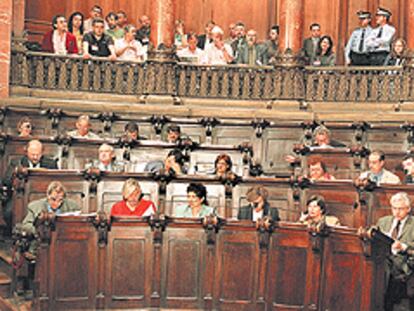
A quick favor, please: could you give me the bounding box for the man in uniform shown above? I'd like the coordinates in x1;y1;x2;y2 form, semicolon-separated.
366;7;395;66
344;11;372;66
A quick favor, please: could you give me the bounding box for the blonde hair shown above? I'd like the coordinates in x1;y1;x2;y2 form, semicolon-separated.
122;178;141;200
99;143;114;153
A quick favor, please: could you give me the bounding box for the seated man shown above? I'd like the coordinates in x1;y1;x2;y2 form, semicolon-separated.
17;116;33;137
238;186;279;221
402;154;414;184
111;178;156;216
165;124;183;144
359;150;401;185
308;158;335;181
377;192;414;310
41;15;78;55
85;143;124;172
7;140;57;179
311;125;346;148
144;149;187;175
67;115;100;139
22;181;80;255
83;18;116;60
122;121;147;140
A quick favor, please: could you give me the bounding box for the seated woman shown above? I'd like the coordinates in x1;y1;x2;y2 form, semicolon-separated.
238;186;280;221
17;116;33;137
312;35;336;66
111;178;156;216
299;195;340;226
214;153;237;179
174;183;215;217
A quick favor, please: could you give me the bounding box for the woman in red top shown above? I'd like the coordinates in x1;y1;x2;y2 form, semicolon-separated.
111;178;156;216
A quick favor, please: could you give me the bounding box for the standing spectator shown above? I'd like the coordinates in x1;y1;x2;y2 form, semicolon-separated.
366;7;396;66
83;18;116;60
117;11;128;30
197;20;215;50
115;25;146;61
264;25;279;64
177;32;204;63
174;19;187;50
200;26;234;65
136;15;151;46
345;11;372;66
302;23;321;65
17;116;32;137
41;15;78;55
231;22;247;58
225;23;237;45
312;35;336;66
68;12;84;54
384;38;407;66
236;29;268;66
105;12;125;40
84;5;105;33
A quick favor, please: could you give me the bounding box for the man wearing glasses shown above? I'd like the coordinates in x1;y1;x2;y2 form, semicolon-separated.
377;192;414;310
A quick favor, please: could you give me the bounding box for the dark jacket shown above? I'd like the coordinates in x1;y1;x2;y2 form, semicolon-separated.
5;156;58;185
238;202;280;221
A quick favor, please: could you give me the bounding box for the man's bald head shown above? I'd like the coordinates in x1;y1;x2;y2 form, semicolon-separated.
27;140;43;164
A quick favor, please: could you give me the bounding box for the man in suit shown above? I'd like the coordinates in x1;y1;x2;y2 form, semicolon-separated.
302;23;321;65
197;20;215;50
85;143;124;172
6;139;57;182
238;186;279;221
236;29;268;66
22;181;80;256
377;192;414;310
359;150;401;185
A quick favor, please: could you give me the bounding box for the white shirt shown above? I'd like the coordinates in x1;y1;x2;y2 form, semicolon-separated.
388;216;409;254
115;39;145;61
252;208;264;222
201;43;233;65
53;30;67;55
177;47;204;64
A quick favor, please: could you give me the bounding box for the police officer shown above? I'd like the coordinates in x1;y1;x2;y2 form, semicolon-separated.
344;11;372;66
366;7;396;66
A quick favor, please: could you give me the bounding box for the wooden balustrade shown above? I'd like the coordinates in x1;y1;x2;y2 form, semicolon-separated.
30;216;391;310
10;51;414;102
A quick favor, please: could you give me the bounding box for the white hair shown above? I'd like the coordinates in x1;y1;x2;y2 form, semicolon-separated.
390;192;411;208
211;26;224;35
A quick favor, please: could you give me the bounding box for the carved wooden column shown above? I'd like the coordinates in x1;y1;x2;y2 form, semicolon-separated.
149;0;176;49
0;0;12;98
278;0;304;53
407;0;414;50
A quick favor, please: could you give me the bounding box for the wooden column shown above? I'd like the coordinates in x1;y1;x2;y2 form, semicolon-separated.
0;0;12;98
407;0;414;50
149;0;176;49
278;0;304;52
12;0;25;37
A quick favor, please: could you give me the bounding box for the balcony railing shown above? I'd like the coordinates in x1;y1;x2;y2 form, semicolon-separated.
10;50;414;102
